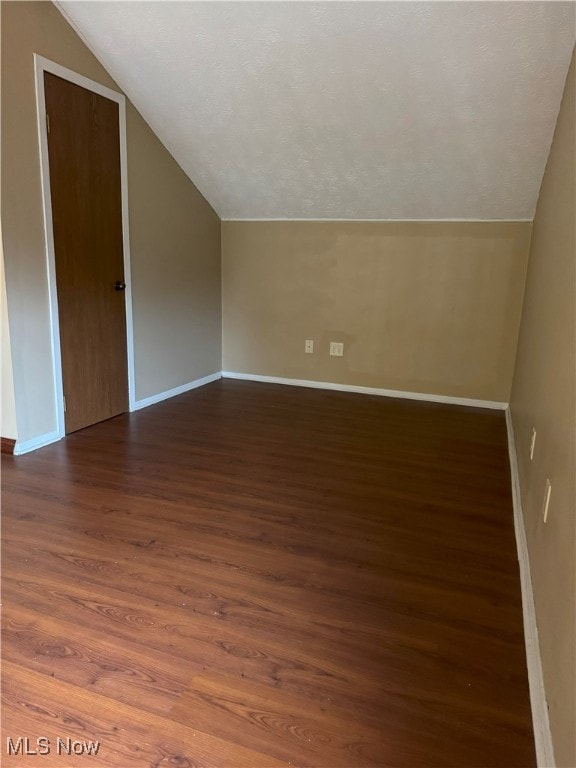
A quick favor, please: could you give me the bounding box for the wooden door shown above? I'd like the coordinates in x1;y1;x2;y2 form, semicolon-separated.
45;72;128;434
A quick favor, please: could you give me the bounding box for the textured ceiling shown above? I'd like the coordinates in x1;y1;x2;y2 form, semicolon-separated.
57;1;575;220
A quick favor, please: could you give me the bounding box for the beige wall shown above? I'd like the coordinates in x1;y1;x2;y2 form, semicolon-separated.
1;223;17;441
222;221;531;402
510;51;575;768
126;102;221;400
1;1;221;444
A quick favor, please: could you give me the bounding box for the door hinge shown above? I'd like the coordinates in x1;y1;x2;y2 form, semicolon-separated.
46;112;51;134
63;395;67;413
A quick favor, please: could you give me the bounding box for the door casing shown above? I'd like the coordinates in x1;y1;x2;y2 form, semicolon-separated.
34;54;136;441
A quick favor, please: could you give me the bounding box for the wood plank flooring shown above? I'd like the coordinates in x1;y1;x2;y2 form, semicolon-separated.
1;380;536;767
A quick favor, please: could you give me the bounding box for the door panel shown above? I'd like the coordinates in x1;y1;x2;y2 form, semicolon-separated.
45;72;128;434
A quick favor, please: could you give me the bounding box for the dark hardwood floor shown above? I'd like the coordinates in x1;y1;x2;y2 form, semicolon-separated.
1;380;535;767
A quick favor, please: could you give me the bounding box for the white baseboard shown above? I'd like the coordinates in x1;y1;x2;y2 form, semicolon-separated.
132;371;222;412
221;372;508;410
505;408;555;768
14;429;61;456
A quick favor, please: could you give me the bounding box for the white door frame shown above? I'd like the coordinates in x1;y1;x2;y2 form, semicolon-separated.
34;54;136;439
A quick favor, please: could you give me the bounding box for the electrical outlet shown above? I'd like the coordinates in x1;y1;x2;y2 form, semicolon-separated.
530;428;537;461
329;342;344;357
542;479;552;523
305;339;314;354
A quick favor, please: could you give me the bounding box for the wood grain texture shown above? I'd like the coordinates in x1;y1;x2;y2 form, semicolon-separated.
1;380;536;767
1;437;15;455
44;72;128;434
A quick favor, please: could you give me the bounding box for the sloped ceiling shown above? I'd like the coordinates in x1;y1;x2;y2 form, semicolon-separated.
57;1;575;220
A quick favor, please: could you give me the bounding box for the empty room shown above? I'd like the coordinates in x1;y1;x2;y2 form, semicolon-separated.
1;1;574;766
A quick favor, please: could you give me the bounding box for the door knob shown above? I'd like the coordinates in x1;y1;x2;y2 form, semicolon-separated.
114;280;126;291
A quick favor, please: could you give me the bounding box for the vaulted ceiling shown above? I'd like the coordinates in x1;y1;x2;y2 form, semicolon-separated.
57;1;575;221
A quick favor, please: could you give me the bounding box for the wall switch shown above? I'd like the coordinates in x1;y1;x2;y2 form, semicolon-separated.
542;479;552;523
530;428;537;461
329;342;344;357
305;339;314;354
